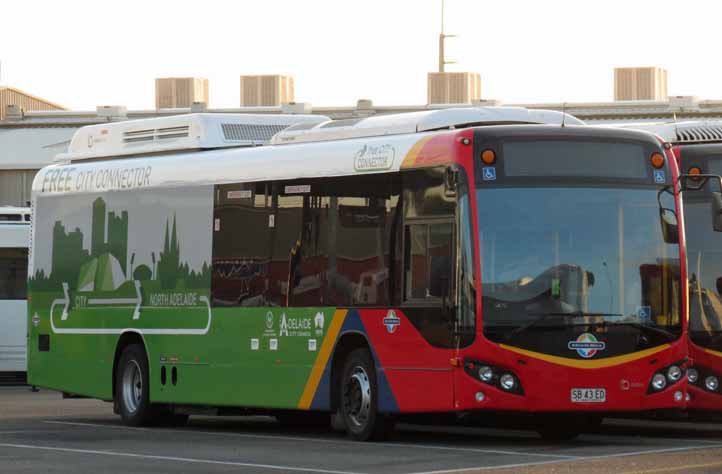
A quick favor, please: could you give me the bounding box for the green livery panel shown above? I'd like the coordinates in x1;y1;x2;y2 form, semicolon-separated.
28;185;345;409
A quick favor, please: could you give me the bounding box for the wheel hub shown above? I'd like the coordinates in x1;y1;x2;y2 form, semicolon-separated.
343;366;371;427
122;360;143;414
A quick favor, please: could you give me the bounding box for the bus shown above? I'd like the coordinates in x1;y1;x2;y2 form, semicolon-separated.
621;121;722;416
28;108;690;441
0;206;31;384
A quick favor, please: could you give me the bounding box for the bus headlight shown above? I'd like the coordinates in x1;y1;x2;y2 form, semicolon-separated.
463;359;524;395
478;366;494;383
705;376;719;392
688;368;699;384
667;365;682;383
652;373;667;391
500;373;516;391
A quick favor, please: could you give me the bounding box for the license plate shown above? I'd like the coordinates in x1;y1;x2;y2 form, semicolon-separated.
571;388;606;403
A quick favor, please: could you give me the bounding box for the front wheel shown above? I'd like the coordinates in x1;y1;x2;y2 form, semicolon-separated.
340;348;393;441
115;344;158;426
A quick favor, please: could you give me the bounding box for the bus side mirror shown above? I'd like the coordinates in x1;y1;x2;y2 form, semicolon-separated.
659;208;679;244
712;192;722;232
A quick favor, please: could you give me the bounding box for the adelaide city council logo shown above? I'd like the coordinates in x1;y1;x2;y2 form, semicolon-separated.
383;310;401;334
567;333;606;358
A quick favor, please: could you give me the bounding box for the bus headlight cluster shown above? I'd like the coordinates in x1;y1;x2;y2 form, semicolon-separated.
463;359;524;395
647;361;686;394
686;365;722;394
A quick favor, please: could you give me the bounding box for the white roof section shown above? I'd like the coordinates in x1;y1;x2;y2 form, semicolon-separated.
0;207;31;248
618;120;722;144
271;107;584;145
35;130;430;198
0;127;77;169
56;113;329;163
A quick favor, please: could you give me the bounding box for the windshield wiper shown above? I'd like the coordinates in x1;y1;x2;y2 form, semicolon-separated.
504;311;622;342
606;321;679;342
564;319;679;343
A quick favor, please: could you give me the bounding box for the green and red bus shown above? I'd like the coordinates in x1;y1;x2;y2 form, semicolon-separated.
28;108;689;440
623;121;722;416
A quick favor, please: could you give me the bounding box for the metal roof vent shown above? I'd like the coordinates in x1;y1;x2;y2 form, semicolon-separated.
675;123;722;143
221;123;289;142
270;107;584;145
57;113;329;163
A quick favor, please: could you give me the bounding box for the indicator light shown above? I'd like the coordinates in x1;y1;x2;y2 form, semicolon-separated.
475;391;485;402
674;391;684;402
689;166;702;181
650;153;665;169
481;149;496;165
688;368;699;383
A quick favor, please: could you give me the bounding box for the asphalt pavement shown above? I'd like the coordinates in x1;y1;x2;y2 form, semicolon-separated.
1;387;722;474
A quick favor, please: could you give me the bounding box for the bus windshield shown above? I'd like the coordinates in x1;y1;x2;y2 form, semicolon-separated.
478;186;682;345
684;157;722;350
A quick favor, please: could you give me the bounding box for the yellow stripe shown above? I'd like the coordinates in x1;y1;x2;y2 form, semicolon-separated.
704;348;722;359
297;309;348;409
498;343;671;369
400;136;434;169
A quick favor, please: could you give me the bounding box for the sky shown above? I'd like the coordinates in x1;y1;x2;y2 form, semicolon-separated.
1;0;720;110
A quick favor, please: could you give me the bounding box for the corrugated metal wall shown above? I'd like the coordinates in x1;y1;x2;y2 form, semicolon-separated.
0;170;37;206
0;89;64;120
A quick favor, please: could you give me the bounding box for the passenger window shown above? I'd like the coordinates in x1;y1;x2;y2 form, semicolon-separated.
283;174;400;308
211;183;270;307
0;248;29;300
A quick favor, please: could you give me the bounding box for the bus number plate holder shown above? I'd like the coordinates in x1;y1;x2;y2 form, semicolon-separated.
571;388;606;403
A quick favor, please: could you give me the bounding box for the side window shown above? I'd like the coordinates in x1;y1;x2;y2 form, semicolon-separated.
285;174;401;308
211;182;270;307
269;183;305;306
405;222;453;300
402;168;455;304
0;248;29;300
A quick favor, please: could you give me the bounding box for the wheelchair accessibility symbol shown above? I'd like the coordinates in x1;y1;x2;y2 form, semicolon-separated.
482;167;497;181
654;169;665;184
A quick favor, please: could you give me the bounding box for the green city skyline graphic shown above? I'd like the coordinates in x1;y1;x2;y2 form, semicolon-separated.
31;196;210;293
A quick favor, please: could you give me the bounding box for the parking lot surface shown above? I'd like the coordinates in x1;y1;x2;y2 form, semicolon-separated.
2;387;722;473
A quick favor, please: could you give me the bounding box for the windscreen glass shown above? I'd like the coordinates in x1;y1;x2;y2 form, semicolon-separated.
683;157;722;351
478;185;682;358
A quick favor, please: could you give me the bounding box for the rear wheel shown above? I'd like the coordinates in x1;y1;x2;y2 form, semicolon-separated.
115;344;159;426
340;348;393;441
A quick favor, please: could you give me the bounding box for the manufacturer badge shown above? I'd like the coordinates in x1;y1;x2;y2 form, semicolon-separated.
383;310;401;334
568;333;606;358
31;313;40;328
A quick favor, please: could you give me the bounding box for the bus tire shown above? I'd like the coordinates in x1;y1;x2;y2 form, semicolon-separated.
115;344;158;426
340;348;393;441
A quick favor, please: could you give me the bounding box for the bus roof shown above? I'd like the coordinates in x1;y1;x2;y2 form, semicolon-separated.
56;113;329;164
34;123;656;200
270;107;585;145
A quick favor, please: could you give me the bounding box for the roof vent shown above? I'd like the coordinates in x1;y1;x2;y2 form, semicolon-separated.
57;113;329;163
